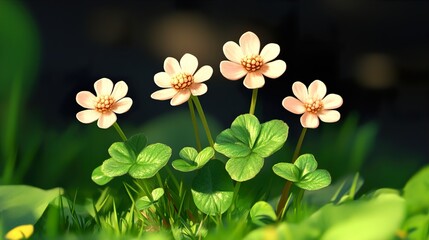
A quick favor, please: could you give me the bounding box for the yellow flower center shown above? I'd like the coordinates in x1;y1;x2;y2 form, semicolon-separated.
241;54;263;72
304;99;324;114
171;73;194;90
95;95;115;113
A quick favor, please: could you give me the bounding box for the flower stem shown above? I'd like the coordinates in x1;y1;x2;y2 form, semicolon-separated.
188;99;202;151
276;127;308;217
191;96;214;147
249;89;258;115
113;122;127;141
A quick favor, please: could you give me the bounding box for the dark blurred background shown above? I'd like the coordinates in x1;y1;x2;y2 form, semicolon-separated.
1;0;428;196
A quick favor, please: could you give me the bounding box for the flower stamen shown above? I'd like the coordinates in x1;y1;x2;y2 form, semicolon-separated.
171;73;194;90
95;95;115;113
241;54;263;72
304;99;324;114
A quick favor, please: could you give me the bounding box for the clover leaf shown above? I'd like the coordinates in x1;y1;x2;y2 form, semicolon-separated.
172;146;214;172
250;201;277;226
273;154;331;191
136;188;165;210
214;114;289;182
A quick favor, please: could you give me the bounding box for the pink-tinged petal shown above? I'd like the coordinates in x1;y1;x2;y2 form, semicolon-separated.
223;41;243;63
180;53;198;75
112;97;133;114
164;57;181;76
154;72;172;88
260;43;280;63
220;61;247;80
292;81;308;102
170;90;191;106
322;94;343;110
190;83;207;96
300;112;319;129
151;88;178;100
97;111;117;129
308;80;327;100
282;97;306;114
76;109;101;124
318;110;341;123
76;91;96;108
239;31;260;56
194;65;213;83
260;60;286;79
243;72;265;89
94;78;114;96
111;81;128;100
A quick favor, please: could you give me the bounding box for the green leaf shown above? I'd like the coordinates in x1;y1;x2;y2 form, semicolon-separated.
172;159;198;172
253;119;288;157
91;165;113;185
230;114;261;148
136;188;165;210
0;185;63;231
250;201;277;226
272;162;300;182
179;147;198;161
129;143;172;179
108;142;135;164
126;133;147;154
294;154;318;176
194;147;214;166
403;165;429;214
225;153;264;182
214;129;251;158
191;161;234;215
101;158;132;177
296;169;331;191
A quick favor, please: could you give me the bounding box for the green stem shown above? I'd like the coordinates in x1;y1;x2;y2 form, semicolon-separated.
113;122;127;141
276;127;308;217
228;181;241;221
249;89;258;115
191;96;214;147
188;99;202;151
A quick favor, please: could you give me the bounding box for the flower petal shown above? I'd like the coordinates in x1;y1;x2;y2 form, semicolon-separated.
170;90;191;106
194;65;213;83
243;72;265;89
239;31;260;56
318;110;341;123
308;80;327;100
300;112;319;128
180;53;198;75
322;94;343;110
111;81;128;100
76;91;96;108
94;78;114;96
112;97;133;114
260;60;286;79
164;57;181;76
190;83;207;96
154;72;172;88
223;41;243;63
292;81;308;102
282;97;305;114
97;111;117;129
76;109;101;124
151;88;178;100
220;61;247;80
260;43;280;63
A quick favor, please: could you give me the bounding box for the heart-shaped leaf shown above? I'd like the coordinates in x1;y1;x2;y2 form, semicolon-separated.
101;158;132;177
296;169;331;190
179;147;198;161
253;119;289;157
272;162;300;182
225;153;264;182
295;154;318;176
230;114;261;148
403;165;429;214
191;161;234;215
172;147;214;172
91;165;113;185
250;201;277;226
136;188;165;210
108;142;135;164
126;133;147;154
128;143;172;179
214;129;251;158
